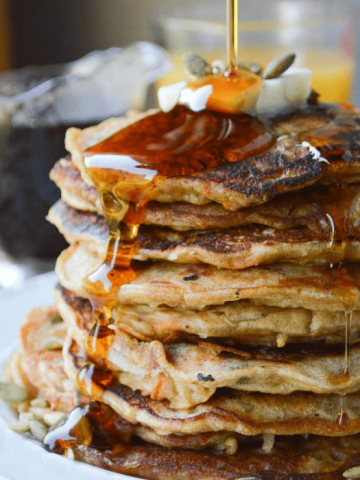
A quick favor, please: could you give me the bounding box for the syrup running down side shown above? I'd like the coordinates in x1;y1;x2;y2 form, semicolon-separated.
78;104;274;394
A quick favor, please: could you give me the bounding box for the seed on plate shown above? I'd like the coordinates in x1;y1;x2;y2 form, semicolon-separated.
39;335;64;351
19;411;35;423
239;61;262;75
29;407;53;420
343;466;360;478
0;382;28;403
30;398;50;408
43;411;66;427
263;53;296;79
17;401;30;413
8;420;30;434
183;51;212;77
29;419;48;442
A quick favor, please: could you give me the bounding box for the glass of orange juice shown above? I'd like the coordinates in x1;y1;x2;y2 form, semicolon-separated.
154;0;357;103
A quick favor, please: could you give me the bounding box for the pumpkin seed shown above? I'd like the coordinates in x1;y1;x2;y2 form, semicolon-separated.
239;61;262;75
263;53;296;79
48;314;63;325
182;51;212;77
0;382;28;403
40;335;64;351
343;466;360;479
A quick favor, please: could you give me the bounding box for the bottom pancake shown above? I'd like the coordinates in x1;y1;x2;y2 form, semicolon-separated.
9;304;360;478
54;435;360;480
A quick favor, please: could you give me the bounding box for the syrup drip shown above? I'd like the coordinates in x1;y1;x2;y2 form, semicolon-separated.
324;201;355;428
300;106;360;172
227;0;238;72
337;311;353;427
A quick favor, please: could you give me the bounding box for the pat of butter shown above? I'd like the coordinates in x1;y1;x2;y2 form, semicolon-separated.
157;67;312;115
256;68;312;114
178;85;213;112
158;81;187;113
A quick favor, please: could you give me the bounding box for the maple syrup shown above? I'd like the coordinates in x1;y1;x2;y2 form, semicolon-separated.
227;0;238;72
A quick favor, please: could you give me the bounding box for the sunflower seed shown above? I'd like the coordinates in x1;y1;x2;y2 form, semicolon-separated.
239;62;262;75
19;411;35;423
235;477;262;480
65;448;75;461
30;398;50;408
39;335;64;351
8;420;30;434
43;411;66;427
0;382;28;403
262;433;275;453
17;401;30;413
29;407;53;420
343;466;360;478
263;53;296;79
183;51;212;77
29;420;48;442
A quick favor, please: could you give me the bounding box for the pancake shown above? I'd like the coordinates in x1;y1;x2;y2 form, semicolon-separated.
64;337;360;437
65;435;360;480
51;159;360;237
15;307;360;468
16;306;262;453
18;306;76;411
62;323;360;408
64;103;360;211
56;242;360;311
48;200;360;270
55;285;360;347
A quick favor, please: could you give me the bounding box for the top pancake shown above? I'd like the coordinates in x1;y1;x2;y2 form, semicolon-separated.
64;103;360;210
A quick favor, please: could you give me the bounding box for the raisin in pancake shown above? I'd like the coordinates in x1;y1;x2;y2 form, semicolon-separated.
55;285;360;347
48;200;360;270
50;159;360;236
56;243;360;311
64;103;360;210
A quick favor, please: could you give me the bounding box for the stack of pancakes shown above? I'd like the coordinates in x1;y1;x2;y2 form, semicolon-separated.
10;101;360;478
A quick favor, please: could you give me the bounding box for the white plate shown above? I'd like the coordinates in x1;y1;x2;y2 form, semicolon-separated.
0;272;138;480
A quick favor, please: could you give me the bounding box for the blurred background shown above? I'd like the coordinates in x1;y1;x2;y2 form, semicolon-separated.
0;0;359;288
